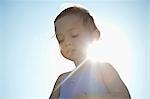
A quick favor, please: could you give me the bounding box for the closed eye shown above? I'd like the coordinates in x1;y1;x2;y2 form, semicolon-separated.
72;34;78;38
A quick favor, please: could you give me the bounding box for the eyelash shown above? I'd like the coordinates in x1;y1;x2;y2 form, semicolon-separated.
72;34;78;38
58;34;78;43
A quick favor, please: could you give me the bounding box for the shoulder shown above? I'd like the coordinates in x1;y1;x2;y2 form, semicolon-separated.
51;71;71;93
95;62;117;74
94;62;120;83
49;71;71;99
58;71;72;82
94;62;131;98
96;62;123;89
101;62;117;74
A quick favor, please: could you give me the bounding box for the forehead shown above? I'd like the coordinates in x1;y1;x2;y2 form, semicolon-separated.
55;14;86;35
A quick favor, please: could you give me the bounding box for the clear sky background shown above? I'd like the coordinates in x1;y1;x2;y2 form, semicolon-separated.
0;0;149;99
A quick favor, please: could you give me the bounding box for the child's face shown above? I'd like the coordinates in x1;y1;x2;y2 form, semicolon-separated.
55;14;93;62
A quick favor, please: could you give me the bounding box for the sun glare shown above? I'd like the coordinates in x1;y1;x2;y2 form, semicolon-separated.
86;23;132;82
86;40;106;63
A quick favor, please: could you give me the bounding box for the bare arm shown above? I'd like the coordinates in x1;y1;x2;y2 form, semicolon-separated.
87;63;131;99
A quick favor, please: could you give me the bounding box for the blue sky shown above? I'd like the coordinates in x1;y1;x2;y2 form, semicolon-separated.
0;0;150;99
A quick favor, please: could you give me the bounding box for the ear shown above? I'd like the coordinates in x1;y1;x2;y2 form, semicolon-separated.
92;29;100;41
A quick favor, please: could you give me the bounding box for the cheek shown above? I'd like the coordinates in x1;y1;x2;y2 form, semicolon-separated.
60;47;69;59
60;49;66;57
59;45;66;55
75;38;89;49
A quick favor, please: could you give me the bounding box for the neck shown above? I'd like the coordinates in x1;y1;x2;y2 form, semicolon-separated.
74;56;92;68
74;56;85;66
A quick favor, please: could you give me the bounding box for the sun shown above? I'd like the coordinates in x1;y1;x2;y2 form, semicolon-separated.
86;40;106;63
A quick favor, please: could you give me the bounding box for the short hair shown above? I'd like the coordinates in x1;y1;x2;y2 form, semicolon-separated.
54;6;99;32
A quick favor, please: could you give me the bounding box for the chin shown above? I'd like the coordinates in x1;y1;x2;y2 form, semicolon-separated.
61;51;85;62
62;54;80;62
61;52;73;61
64;55;77;61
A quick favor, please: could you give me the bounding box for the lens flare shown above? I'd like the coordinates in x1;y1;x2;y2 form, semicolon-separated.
86;40;106;63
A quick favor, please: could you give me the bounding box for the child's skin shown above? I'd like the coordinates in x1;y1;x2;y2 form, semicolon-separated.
50;12;131;99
